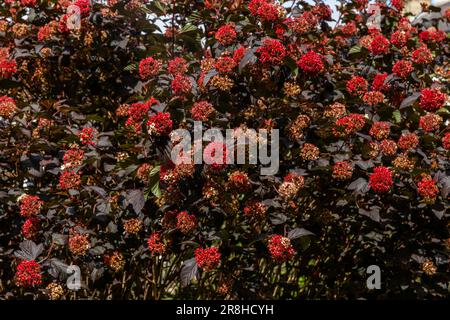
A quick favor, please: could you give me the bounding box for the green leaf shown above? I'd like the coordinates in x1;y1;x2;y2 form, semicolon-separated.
180;24;198;34
347;44;367;60
348;44;362;55
144;165;161;199
149;165;160;177
153;0;167;14
151;181;161;198
436;107;450;115
124;63;137;71
392;110;401;123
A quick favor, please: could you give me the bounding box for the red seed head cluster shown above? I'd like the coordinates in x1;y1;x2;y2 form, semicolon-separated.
63;149;84;170
392;59;413;78
176;211;197;234
139;57;161;80
148;232;166;255
74;0;91;15
20;0;37;7
419;88;446;112
215;23;237;46
412;45;433;64
195;247;221;271
147;112;173;136
22;217;39;239
59;170;82;190
369;35;390;55
191;101;215;121
78;127;98;146
19;195;43;217
332;161;353;180
243;201;268;219
69;233;90;256
390;30;409;48
267;235;296;262
168;57;188;76
379;139;398;156
296;51;324;74
0;95;17;118
398;132;419;151
215;55;237;74
0;56;17;79
300;143;320;161
417;175;439;203
369;166;393;193
333;113;366;137
419;28;446;43
419;114;442;132
372;73;390;92
370;122;390;140
346;76;368;96
15;260;42;287
227;170;252;192
442;133;450;150
256;39;286;65
279;172;305;199
363;91;385;106
171;74;192;95
248;0;282;22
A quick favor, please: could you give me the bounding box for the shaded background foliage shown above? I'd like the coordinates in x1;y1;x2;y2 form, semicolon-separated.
0;0;449;299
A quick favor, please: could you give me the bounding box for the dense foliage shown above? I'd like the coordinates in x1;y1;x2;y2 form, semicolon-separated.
0;0;449;300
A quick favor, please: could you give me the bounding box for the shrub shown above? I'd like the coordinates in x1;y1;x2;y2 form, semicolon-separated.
0;0;449;299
